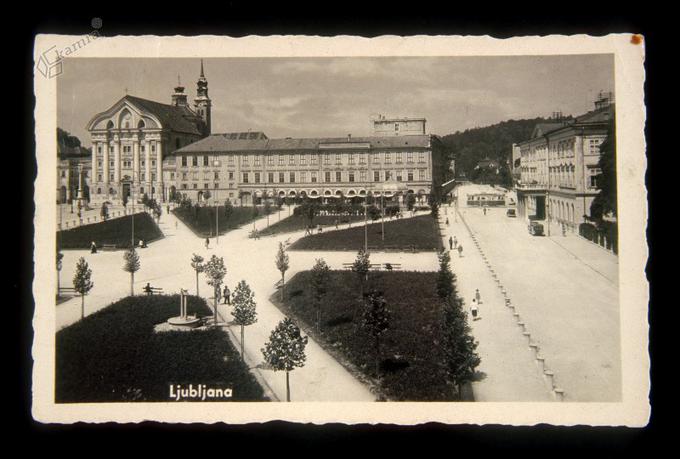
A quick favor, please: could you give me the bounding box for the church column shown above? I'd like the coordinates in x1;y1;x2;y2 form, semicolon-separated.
91;142;98;189
156;141;163;202
132;137;140;189
102;140;110;196
145;140;152;195
113;137;121;188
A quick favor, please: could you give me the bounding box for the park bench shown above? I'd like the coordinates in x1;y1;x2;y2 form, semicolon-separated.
100;244;117;251
383;263;402;271
58;286;77;295
144;286;163;295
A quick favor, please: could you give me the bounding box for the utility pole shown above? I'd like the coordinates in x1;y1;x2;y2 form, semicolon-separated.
215;189;219;245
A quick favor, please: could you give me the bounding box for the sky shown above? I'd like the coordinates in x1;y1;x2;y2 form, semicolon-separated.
57;55;614;143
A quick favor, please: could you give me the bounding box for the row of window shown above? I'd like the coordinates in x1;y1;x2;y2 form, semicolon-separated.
178;151;429;168
241;169;428;184
97;160;157;168
97;173;157;182
97;144;157;154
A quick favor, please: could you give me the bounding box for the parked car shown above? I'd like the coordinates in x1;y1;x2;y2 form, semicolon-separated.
506;208;516;217
528;221;544;236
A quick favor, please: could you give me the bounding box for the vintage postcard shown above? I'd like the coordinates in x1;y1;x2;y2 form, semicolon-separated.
32;33;648;425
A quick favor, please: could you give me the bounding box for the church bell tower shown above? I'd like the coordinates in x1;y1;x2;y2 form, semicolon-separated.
194;59;212;135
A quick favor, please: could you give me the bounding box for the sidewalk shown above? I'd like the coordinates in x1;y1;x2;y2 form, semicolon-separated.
57;207;375;402
439;204;554;401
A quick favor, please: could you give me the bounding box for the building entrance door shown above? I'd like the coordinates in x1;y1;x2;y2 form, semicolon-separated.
122;183;131;201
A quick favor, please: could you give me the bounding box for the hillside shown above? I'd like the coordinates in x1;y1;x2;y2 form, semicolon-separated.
441;117;564;186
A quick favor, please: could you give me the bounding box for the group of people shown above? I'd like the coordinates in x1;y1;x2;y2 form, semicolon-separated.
448;235;463;257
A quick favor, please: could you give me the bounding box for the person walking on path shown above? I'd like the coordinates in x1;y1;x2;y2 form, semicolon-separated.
449;236;453;250
446;217;450;226
453;236;458;249
483;207;487;216
90;241;97;254
475;288;482;305
205;237;210;250
223;285;231;305
457;244;463;258
471;299;479;321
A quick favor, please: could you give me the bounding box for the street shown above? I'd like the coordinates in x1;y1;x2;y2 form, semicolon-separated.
449;184;620;402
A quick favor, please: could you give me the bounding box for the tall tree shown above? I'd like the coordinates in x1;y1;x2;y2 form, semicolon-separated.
310;258;330;332
122;248;140;296
442;296;481;399
362;290;390;376
203;255;227;325
190;254;204;296
590;118;617;220
73;257;94;320
351;249;371;321
436;250;455;301
231;280;258;361
261;317;308;402
275;242;289;301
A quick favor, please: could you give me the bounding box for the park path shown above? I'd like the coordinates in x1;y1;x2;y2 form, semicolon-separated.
57;206;375;402
438;203;555;402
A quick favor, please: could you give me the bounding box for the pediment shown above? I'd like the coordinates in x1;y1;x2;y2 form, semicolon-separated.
87;97;162;132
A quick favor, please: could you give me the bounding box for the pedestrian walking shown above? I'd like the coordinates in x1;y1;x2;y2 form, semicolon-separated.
475;288;482;304
453;236;458;249
448;236;453;250
446;217;450;226
205;237;210;250
223;285;231;305
215;286;222;304
457;244;463;257
483;207;487;216
90;241;97;254
175;220;178;229
470;299;479;320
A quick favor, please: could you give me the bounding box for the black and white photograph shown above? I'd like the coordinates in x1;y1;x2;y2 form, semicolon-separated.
32;34;648;425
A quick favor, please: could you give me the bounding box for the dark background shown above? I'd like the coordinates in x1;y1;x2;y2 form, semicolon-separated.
15;3;665;453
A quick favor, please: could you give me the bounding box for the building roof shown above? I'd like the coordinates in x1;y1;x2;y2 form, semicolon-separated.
122;95;205;136
532;122;565;138
174;133;433;154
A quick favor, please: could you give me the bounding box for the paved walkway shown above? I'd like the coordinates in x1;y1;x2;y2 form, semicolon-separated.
57;207;375;402
439;204;554;402
450;183;620;402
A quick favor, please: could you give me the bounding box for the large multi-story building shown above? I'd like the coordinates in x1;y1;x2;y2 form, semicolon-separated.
164;125;448;206
515;92;615;232
85;62;211;205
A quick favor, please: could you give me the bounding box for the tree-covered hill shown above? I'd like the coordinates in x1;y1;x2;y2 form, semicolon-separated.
441;117;564;186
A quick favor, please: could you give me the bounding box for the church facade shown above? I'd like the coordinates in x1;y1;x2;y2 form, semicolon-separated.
86;62;211;205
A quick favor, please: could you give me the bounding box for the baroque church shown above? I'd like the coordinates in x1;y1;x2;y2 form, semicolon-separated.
86;61;211;205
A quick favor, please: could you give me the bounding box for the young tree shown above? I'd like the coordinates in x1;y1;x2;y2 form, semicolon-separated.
231;280;258;360
406;193;416;211
310;258;330;332
190;254;205;296
56;250;64;293
73;257;94;320
436;250;455;301
351;249;370;296
203;189;212;202
442;296;481;399
261;317;308;402
203;255;227;325
362;290;390;376
275;242;289;301
122;248;140;296
224;199;234;220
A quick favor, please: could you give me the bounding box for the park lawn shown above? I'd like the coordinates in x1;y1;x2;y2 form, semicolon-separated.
173;205;276;237
58;213;163;250
56;294;266;402
272;270;455;401
288;214;442;252
258;213;367;236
